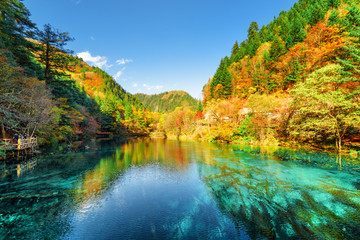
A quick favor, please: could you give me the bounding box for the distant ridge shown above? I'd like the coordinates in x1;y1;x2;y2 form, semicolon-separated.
135;90;198;113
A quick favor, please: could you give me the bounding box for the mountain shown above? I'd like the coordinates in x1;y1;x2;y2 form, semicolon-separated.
204;0;360;100
198;0;360;149
0;1;151;148
135;91;198;112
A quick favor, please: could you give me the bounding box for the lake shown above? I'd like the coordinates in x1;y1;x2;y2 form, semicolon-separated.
0;138;360;239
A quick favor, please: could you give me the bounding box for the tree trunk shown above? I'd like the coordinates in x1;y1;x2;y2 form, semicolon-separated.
337;136;342;153
1;123;5;139
45;42;50;81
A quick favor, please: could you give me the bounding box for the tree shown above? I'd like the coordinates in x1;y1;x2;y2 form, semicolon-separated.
247;21;259;40
0;0;38;76
210;58;233;99
197;101;203;112
328;0;341;9
231;40;239;56
35;24;74;82
287;14;306;48
290;64;360;152
269;35;285;60
309;3;326;25
328;9;339;26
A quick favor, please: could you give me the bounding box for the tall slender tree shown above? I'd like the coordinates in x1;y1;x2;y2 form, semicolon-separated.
35;24;74;82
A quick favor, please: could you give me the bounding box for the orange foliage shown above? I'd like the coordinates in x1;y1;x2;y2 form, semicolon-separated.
271;23;347;89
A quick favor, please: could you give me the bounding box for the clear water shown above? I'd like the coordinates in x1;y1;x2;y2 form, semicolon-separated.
1;139;360;239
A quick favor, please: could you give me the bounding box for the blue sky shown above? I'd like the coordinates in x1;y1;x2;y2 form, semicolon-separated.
26;0;297;99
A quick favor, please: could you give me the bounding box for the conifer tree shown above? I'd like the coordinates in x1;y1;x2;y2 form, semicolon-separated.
247;21;259;40
0;0;38;76
328;0;341;9
210;58;232;99
310;2;326;25
269;35;285;60
287;14;306;48
35;24;74;82
197;101;203;112
328;9;339;26
231;40;239;56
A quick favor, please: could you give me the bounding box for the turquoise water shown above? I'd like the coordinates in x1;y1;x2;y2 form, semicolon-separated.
0;139;360;239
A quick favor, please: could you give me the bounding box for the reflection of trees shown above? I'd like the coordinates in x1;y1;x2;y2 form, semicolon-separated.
74;139;192;203
197;144;360;239
0;138;126;239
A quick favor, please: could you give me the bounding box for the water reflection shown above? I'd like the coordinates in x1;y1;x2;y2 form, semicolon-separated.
1;139;360;239
197;144;360;239
73;139;192;203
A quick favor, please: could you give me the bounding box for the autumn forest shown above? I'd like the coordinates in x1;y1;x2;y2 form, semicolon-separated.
2;0;360;157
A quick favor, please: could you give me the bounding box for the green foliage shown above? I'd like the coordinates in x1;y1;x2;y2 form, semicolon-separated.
34;24;74;82
210;58;232;99
135;91;197;113
290;64;360;152
287;13;307;48
234;115;252;138
328;0;341;8
328;9;340;26
285;59;303;86
196;101;203;112
269;35;285;60
247;21;259;40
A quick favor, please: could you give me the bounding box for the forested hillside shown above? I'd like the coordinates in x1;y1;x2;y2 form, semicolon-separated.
199;0;360;151
0;0;152;150
147;0;360;153
135;91;198;112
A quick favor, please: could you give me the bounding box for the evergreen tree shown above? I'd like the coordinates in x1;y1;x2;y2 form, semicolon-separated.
287;14;306;48
231;40;239;56
211;58;233;99
327;0;341;8
328;9;339;26
197;101;203;112
35;24;74;82
0;0;38;76
285;59;302;87
337;4;360;79
269;35;285;60
247;21;259;40
310;2;326;25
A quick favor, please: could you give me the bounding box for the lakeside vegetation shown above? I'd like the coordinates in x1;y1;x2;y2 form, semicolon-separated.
149;0;360;155
0;1;155;157
2;0;360;157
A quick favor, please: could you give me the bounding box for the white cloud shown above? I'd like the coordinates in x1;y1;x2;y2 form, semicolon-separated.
132;83;138;88
90;36;96;41
116;58;133;65
77;51;111;69
142;83;163;90
113;67;126;81
75;0;81;5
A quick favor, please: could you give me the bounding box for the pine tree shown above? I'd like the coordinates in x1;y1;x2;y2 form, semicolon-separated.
287;14;306;48
337;4;360;79
247;21;259;40
269;35;285;60
310;2;326;25
0;0;38;76
196;101;203;112
328;0;341;9
328;9;339;26
231;40;239;56
210;58;233;99
35;24;74;82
